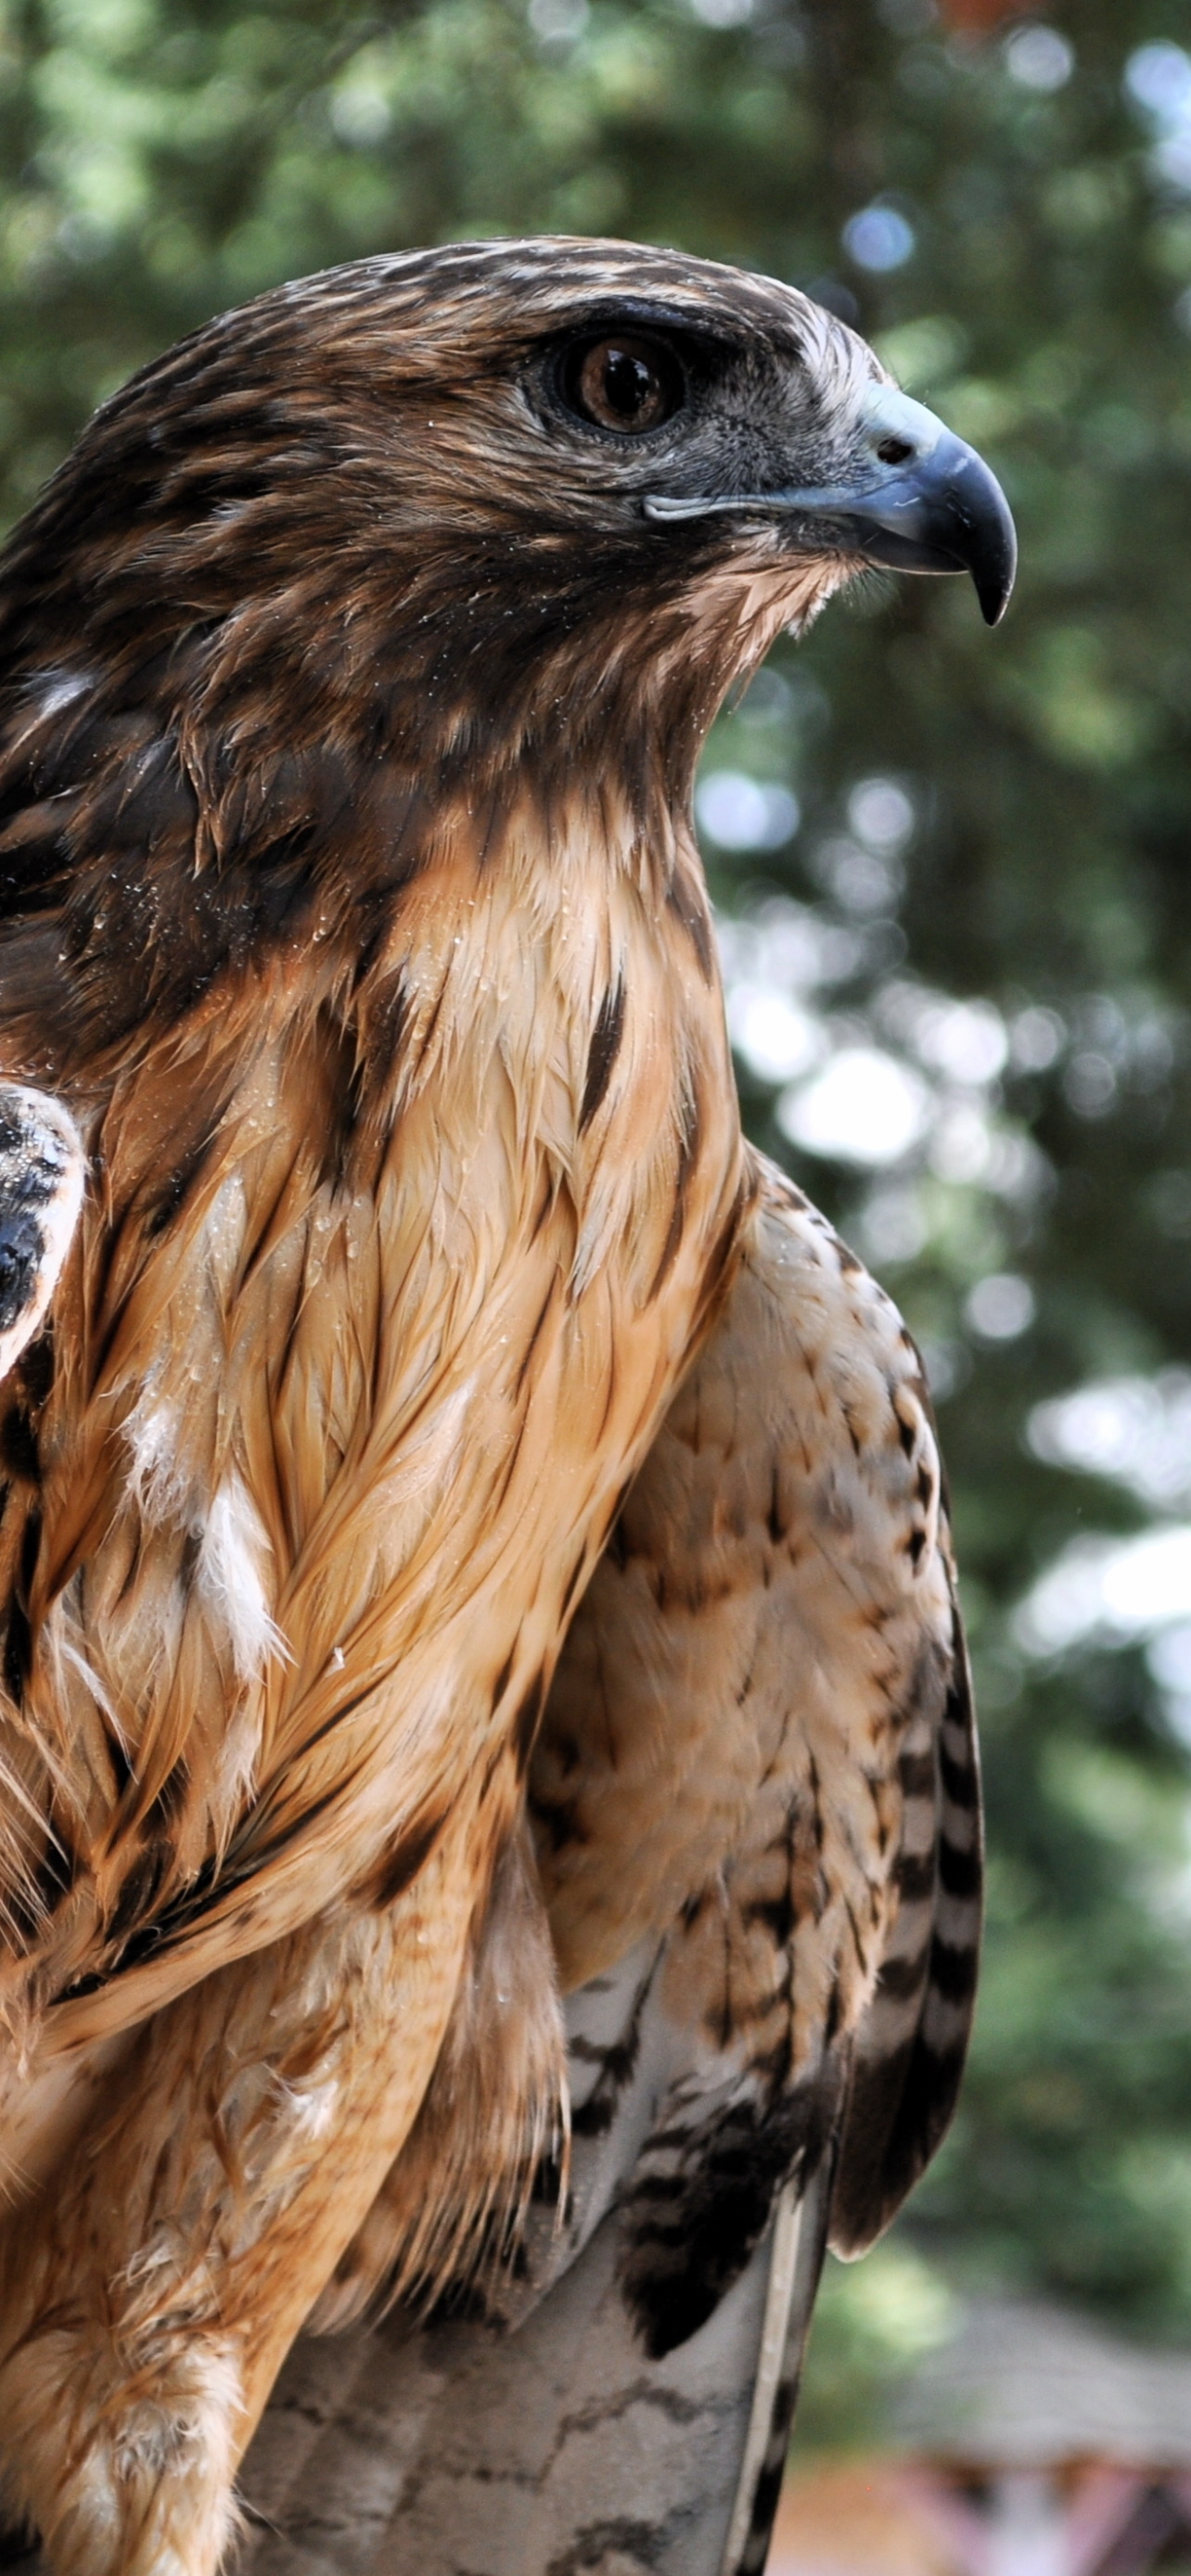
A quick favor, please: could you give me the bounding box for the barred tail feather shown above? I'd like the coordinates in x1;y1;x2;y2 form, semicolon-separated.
719;2159;834;2576
829;1606;981;2257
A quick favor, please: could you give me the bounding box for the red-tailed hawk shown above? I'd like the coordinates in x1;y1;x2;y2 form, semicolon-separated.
0;239;1010;2576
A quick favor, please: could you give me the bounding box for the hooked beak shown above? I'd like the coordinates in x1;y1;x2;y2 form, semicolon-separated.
643;385;1017;628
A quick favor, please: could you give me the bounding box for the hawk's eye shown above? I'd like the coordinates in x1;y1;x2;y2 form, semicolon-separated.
562;334;683;436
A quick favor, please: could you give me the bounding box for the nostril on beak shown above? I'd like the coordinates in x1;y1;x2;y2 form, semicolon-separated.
875;435;915;466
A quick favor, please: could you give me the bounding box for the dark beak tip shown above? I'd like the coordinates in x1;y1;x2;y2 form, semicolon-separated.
978;547;1016;628
955;448;1018;628
849;436;1017;627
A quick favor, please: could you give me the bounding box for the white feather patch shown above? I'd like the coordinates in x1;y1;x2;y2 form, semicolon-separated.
195;1478;289;1686
272;2075;340;2144
37;670;91;720
124;1384;194;1527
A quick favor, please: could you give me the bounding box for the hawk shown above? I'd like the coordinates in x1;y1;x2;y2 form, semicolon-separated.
0;240;1010;2576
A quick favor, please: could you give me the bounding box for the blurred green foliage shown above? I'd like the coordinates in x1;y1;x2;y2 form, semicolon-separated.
4;0;1191;2448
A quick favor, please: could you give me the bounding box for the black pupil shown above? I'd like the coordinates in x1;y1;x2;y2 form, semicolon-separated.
605;349;654;420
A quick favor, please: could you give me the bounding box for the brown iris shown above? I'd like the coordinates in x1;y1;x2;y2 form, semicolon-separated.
564;334;682;435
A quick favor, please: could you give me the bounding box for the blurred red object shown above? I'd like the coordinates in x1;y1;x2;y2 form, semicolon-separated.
937;0;1030;23
768;2462;960;2575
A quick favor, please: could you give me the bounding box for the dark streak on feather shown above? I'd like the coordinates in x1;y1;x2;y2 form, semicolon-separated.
146;1129;217;1238
514;1670;547;1774
647;1078;702;1302
579;976;625;1133
664;868;713;981
0;1402;39;1485
369;1813;445;1911
15;1336;54;1412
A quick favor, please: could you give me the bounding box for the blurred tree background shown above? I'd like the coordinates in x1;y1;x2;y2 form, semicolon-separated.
4;0;1191;2453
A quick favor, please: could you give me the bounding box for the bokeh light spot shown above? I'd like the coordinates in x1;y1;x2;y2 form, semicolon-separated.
778;1047;929;1166
842;205;916;273
1004;25;1074;93
965;1272;1035;1342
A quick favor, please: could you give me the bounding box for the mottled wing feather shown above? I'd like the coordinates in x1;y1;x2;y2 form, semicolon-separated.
534;1141;980;2276
828;1608;981;2255
0;1087;83;1386
235;1144;980;2571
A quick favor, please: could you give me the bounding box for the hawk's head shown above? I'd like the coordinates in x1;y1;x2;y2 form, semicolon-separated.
3;238;1012;763
0;238;1013;1059
365;236;1013;618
